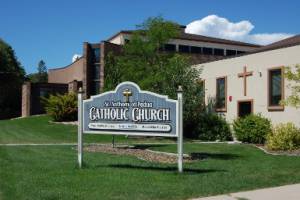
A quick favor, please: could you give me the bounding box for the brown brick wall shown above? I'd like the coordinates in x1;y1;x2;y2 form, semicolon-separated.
22;82;68;116
48;57;84;84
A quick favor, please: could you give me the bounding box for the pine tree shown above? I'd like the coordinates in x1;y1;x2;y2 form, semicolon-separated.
37;60;48;82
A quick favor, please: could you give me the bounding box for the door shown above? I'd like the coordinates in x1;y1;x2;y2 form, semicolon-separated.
238;100;253;117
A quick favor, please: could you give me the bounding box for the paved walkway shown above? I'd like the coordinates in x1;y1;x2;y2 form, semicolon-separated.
193;184;300;200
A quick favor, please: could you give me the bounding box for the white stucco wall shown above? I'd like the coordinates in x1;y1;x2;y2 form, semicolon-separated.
197;45;300;126
109;35;123;45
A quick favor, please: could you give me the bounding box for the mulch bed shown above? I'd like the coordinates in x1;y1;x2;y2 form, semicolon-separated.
256;145;300;156
84;144;197;164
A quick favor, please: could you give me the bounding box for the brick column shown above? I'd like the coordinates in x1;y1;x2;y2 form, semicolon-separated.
21;82;31;117
68;80;78;93
82;42;89;99
100;42;105;93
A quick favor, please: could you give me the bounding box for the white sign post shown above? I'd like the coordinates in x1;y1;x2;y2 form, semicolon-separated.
177;86;183;173
77;82;183;172
77;88;83;168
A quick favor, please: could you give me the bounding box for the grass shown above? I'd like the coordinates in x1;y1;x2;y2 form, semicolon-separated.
0;115;175;144
1;116;300;199
1;144;300;200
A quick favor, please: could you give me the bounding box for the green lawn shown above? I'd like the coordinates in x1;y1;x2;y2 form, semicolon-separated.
1;116;300;200
0;115;174;144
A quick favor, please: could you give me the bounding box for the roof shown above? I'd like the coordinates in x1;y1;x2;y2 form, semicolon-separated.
48;56;83;71
200;34;300;65
249;35;300;54
177;32;261;47
107;30;262;48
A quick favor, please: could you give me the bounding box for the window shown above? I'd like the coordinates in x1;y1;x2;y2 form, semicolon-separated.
237;51;245;55
92;48;100;63
91;80;100;95
268;67;284;111
226;49;237;56
179;45;190;53
39;89;50;98
203;47;213;55
124;39;130;44
164;44;176;52
214;48;224;56
216;77;227;112
92;64;100;79
191;46;202;54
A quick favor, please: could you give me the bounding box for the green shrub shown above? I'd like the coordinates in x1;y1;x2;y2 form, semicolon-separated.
43;93;77;122
192;113;232;141
267;123;300;151
233;114;271;144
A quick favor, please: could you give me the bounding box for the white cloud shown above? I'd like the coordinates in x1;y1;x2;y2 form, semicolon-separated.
72;54;81;62
185;15;293;45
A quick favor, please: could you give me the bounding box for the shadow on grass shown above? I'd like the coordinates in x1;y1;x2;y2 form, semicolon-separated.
190;152;240;160
131;145;240;161
107;164;226;174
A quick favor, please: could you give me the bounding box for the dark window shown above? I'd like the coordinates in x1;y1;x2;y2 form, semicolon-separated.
214;48;224;56
268;68;283;109
179;45;190;53
238;101;253;118
92;48;100;63
237;51;245;55
190;46;202;54
92;64;100;79
39;88;51;98
226;49;237;56
164;44;176;52
203;47;213;55
216;77;227;111
91;81;100;95
124;39;130;44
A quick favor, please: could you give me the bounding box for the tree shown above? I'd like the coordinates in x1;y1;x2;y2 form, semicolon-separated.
282;65;300;108
27;60;48;83
37;60;47;82
0;38;25;119
104;17;204;137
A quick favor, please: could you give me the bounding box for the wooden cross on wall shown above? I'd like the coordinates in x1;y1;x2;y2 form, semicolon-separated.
238;66;253;96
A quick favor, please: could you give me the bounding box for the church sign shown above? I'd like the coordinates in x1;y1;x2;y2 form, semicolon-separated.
82;82;178;137
77;82;184;172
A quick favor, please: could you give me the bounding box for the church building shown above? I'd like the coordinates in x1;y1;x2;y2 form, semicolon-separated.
198;35;300;126
24;24;300;127
47;26;259;98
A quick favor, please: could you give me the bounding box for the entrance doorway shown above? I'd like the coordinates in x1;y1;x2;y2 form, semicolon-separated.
238;100;253;117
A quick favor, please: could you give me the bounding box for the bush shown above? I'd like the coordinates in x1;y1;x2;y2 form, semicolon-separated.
192;113;232;141
233;114;271;144
43;93;77;122
267;123;300;151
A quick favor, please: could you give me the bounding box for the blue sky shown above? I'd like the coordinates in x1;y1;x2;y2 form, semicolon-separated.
1;0;300;74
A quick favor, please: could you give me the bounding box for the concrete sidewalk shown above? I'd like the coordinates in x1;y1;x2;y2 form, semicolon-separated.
193;184;300;200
